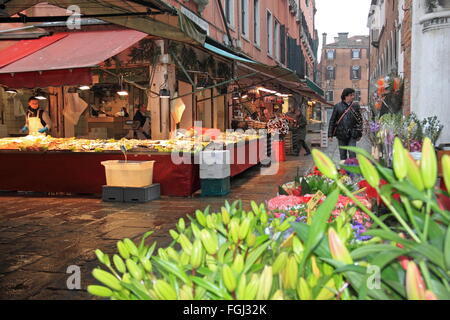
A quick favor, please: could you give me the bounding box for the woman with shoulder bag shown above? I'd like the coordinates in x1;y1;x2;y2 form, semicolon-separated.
328;88;363;160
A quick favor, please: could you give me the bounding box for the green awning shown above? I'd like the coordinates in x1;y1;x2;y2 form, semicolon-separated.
305;77;324;96
203;41;304;83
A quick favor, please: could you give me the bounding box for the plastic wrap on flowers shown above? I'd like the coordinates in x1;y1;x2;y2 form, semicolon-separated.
267;117;289;136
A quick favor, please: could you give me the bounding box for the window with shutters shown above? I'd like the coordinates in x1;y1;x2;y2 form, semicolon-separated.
352;49;361;59
274;20;280;61
225;0;235;28
326;66;335;80
351;66;361;80
253;0;260;46
280;25;286;64
241;0;249;38
326;91;334;102
326;49;335;60
267;11;273;56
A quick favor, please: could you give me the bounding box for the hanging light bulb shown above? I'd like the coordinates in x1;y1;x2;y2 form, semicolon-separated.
159;88;171;98
117;75;128;96
79;86;90;90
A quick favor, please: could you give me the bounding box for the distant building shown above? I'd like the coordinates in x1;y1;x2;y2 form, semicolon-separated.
319;33;370;107
368;0;450;144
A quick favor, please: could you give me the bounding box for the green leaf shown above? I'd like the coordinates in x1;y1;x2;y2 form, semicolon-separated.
145;241;157;260
138;231;154;256
371;249;406;270
301;178;311;195
196;267;213;276
278;186;289;195
242;241;271;274
429;279;450;300
364;230;412;247
351;244;402;260
121;280;151;300
340;164;361;175
409;243;446;270
303;189;339;259
291;223;331;258
153;257;192;285
445;224;450;270
191;276;233;300
321;258;391;300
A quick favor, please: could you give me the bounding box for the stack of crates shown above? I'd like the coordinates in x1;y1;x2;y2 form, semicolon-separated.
200;150;231;196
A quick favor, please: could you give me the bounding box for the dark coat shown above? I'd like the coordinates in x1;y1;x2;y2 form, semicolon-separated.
286;112;308;140
328;101;362;140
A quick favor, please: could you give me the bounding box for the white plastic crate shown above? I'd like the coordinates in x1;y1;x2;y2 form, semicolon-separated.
200;150;231;165
200;164;231;179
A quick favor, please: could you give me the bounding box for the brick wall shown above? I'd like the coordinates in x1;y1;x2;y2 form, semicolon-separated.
319;35;370;106
401;0;412;114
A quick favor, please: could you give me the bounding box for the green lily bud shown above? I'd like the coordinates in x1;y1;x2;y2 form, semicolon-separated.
232;254;244;274
123;238;139;257
195;210;207;227
222;265;237;292
312;149;338;179
420;137;437;190
221;207;230;225
357;155;380;188
244;275;259;300
169;229;179;241
140;258;152;273
316;278;336;300
256;266;273;300
236;274;247;299
200;229;218;255
190;239;203;269
113;254;126;274
154;280;177;300
297;277;312;300
238;218;251;240
177;218;185;232
405;150;425;191
117;240;130;259
125;259;143;281
246;232;257;247
393;137;407;180
92;268;122;291
87;285;113;298
442;155;450;192
272;252;288;275
271;290;284;300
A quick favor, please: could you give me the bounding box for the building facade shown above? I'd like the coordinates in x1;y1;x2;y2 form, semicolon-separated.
367;0;410;114
368;0;450;144
166;0;319;79
319;33;370;107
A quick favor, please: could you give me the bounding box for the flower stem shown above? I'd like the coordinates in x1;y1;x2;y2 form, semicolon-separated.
400;195;422;235
418;260;433;293
336;181;391;234
422;189;433;241
378;193;421;243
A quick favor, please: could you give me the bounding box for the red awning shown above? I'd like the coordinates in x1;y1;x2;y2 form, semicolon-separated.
0;33;68;68
0;29;148;88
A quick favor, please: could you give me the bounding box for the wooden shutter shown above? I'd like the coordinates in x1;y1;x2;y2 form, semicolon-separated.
280;25;286;64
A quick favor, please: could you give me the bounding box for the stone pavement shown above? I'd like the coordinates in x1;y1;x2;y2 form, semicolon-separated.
0;137;369;300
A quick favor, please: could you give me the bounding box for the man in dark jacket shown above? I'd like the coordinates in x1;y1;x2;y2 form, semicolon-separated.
328;88;363;160
285;106;311;156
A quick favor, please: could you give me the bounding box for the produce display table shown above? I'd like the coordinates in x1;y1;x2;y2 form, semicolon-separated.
0;151;199;197
0;139;265;197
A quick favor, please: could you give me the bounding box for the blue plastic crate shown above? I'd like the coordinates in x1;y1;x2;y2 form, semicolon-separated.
123;184;160;203
102;186;124;202
201;177;230;197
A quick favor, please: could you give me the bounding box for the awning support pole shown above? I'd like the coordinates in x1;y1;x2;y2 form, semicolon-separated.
170;52;195;87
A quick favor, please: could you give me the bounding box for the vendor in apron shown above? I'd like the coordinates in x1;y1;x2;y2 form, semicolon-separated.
132;104;150;139
20;97;52;135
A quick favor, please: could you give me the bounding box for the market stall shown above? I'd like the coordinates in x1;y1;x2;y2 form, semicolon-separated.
0;132;264;196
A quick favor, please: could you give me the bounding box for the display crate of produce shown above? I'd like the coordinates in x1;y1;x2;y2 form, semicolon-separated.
247;120;267;129
201;177;230;197
284;132;295;155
